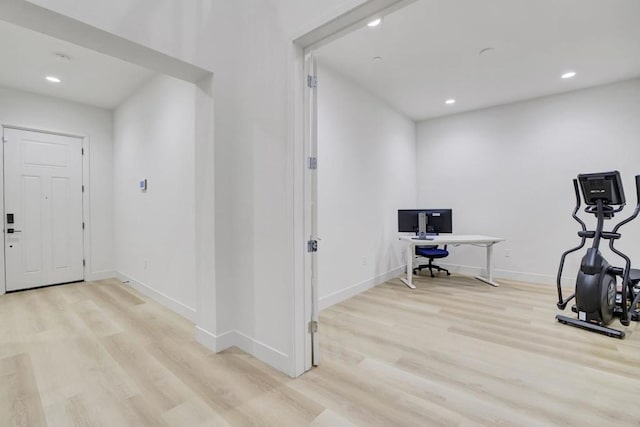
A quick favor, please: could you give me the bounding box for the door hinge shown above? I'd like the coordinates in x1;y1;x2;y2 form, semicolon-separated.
82;222;85;230
82;259;86;267
307;239;318;253
81;148;84;155
307;75;318;88
308;157;317;170
82;185;85;193
2;138;6;143
309;320;318;333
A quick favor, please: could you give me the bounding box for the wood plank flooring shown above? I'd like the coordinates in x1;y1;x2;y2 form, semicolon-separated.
1;276;640;426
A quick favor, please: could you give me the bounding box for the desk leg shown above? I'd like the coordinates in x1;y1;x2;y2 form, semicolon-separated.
475;243;500;287
400;243;416;289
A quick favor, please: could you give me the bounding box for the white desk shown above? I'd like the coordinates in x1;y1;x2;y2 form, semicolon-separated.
399;235;505;289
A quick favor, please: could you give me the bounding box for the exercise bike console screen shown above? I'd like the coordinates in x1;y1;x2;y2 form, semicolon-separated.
397;209;453;233
578;171;625;205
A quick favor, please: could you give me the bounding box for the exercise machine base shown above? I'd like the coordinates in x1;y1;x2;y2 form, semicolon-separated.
556;314;625;339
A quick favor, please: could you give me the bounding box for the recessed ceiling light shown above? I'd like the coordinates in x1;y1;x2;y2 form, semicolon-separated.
561;71;576;79
445;99;456;105
46;76;61;83
367;18;382;27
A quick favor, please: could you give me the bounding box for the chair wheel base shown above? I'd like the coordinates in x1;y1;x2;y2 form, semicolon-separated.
414;264;450;278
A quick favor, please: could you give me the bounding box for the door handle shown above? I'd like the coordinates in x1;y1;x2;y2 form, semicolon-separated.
6;228;22;234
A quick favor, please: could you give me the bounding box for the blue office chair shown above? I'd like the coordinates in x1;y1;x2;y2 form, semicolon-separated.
414;234;450;278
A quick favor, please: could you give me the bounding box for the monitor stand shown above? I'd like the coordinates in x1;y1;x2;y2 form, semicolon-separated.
417;212;428;239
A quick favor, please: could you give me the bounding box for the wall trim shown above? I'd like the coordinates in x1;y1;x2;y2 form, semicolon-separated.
115;271;197;322
195;326;215;348
319;265;406;311
232;329;290;375
87;270;115;282
196;326;291;377
436;262;573;286
195;326;236;352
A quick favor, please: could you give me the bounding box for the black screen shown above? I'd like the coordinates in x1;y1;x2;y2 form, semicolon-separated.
398;209;452;233
578;171;625;206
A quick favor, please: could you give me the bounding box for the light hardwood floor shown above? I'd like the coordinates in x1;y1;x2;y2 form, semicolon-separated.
1;275;640;426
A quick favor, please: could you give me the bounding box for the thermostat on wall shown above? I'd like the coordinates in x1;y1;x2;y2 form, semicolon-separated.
140;179;147;191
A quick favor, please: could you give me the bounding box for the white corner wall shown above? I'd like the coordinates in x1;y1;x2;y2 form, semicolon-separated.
209;2;295;373
23;0;375;377
318;64;416;309
416;78;640;285
113;74;197;320
0;85;114;284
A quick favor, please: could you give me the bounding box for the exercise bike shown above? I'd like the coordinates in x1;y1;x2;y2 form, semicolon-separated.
556;171;640;339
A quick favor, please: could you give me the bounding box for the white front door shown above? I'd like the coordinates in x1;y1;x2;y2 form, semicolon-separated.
4;128;84;291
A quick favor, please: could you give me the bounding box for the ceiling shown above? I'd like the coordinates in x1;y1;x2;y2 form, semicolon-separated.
317;0;640;121
0;20;156;109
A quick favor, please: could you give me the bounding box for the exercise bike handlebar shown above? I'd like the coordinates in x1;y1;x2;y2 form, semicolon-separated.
585;204;625;215
571;178;587;232
556;179;587;307
611;175;640;234
608;175;640;325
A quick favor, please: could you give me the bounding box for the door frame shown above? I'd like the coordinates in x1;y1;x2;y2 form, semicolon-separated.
292;0;418;375
304;52;319;367
1;124;89;295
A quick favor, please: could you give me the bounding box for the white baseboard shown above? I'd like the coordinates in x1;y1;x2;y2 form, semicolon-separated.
195;326;219;350
436;262;572;286
319;266;406;311
195;326;291;376
87;270;115;281
232;330;290;375
115;271;197;322
195;326;235;351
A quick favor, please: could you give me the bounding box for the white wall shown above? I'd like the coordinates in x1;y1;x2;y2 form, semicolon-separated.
416;78;640;285
208;2;295;372
21;0;373;376
113;74;197;320
0;85;114;286
318;64;416;308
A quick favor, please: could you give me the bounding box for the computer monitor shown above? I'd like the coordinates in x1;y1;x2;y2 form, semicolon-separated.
578;171;625;206
398;209;453;234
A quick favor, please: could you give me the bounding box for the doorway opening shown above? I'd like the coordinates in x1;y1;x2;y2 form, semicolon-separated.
0;5;214;339
296;0;418;372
